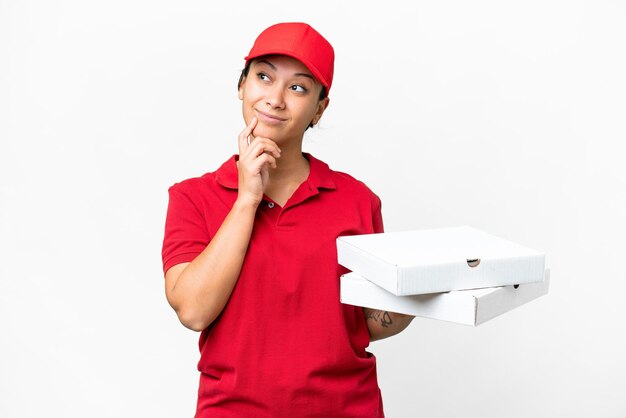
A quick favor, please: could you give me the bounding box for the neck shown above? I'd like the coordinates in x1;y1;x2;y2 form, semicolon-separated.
260;142;310;207
269;141;309;181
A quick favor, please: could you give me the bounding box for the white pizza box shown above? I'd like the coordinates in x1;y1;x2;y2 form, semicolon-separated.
337;226;545;295
340;269;550;326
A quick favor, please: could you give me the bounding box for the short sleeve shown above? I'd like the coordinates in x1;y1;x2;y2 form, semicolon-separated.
371;194;384;234
161;185;210;275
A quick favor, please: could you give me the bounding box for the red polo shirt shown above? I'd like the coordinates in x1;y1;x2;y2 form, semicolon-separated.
162;153;384;417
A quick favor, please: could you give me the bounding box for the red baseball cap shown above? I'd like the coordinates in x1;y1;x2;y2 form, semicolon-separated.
244;22;335;94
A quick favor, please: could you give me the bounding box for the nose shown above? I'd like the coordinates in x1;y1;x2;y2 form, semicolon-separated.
265;84;285;109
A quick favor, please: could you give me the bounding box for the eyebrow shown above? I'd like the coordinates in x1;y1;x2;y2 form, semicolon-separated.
256;59;316;81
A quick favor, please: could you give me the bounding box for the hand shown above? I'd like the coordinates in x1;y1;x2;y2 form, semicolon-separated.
236;117;281;206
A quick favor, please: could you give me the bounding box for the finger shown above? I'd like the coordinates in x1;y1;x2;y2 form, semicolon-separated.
239;154;277;178
257;153;277;170
237;117;257;154
245;149;277;170
244;137;281;159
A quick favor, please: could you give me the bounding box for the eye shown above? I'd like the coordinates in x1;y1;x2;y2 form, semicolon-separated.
256;72;270;82
290;84;308;93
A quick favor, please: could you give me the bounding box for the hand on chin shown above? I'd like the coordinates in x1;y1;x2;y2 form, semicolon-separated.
251;123;278;142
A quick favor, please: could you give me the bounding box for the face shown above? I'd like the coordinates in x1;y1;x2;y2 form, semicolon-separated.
238;55;329;145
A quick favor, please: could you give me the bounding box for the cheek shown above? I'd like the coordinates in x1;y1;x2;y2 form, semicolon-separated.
298;103;319;125
240;89;259;123
251;125;275;139
242;105;253;122
240;82;261;105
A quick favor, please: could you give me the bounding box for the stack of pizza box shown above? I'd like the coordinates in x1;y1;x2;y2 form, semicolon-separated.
337;226;549;326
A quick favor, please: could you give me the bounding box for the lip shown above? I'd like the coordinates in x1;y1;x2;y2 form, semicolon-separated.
255;109;287;124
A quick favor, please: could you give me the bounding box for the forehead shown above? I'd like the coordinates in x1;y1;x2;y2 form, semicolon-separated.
251;55;316;79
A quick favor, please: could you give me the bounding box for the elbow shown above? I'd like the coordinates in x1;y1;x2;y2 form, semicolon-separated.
176;307;214;332
366;310;416;342
166;284;215;332
182;318;208;333
165;276;223;332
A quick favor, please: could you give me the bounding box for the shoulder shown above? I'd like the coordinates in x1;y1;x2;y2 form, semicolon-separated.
309;154;381;208
168;174;211;196
334;168;378;194
332;169;382;212
168;156;237;198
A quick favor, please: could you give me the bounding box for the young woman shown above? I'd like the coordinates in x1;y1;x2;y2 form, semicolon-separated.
162;22;414;417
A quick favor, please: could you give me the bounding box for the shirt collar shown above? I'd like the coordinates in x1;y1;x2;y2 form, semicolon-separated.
215;153;336;191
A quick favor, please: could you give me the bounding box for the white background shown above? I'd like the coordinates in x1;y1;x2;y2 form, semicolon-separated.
1;1;625;417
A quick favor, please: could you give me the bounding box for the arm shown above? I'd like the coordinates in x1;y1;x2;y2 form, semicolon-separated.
165;199;257;331
165;117;280;331
361;194;414;340
363;308;415;342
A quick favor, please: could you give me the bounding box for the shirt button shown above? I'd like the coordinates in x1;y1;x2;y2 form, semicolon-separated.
267;202;275;209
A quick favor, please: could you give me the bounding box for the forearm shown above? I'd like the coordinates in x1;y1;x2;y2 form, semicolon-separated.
363;308;415;341
168;199;257;331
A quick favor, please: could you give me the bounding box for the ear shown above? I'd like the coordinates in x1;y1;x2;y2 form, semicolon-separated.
312;97;330;125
